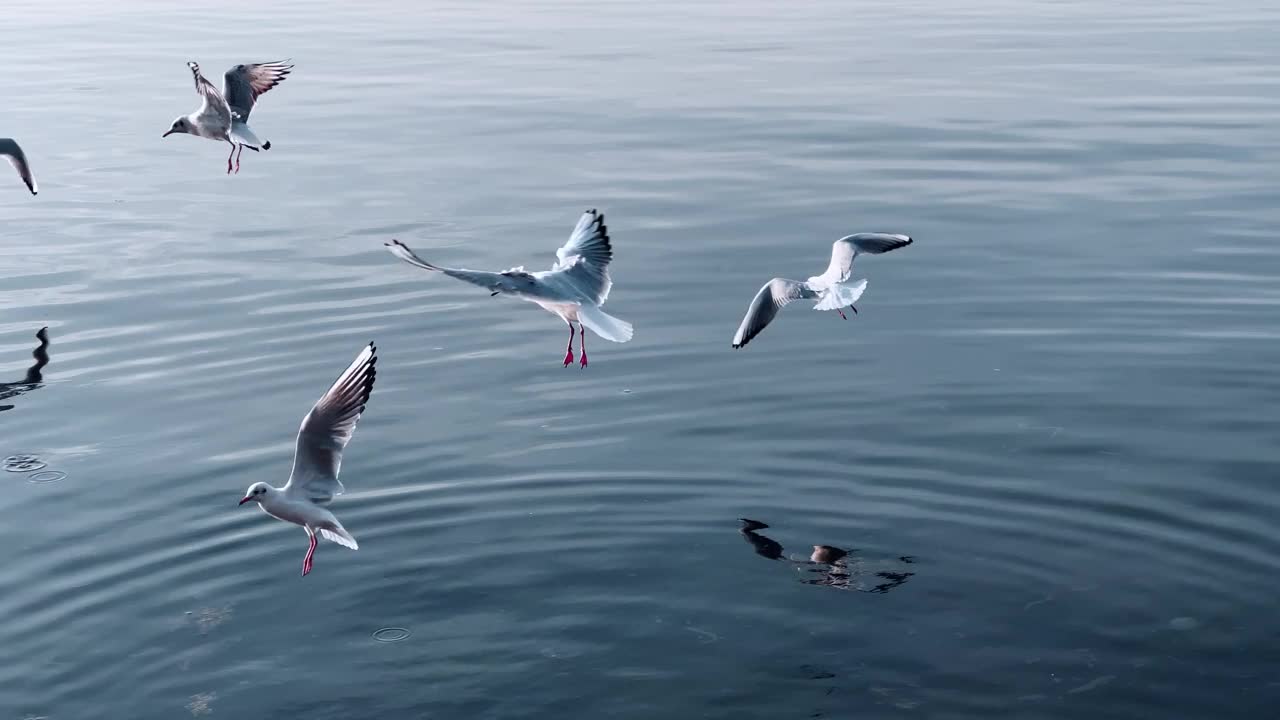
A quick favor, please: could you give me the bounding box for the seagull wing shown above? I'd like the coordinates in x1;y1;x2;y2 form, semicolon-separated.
187;61;232;128
732;278;815;349
223;60;293;122
384;239;514;292
553;210;613;270
817;233;913;284
284;343;377;504
0;138;37;195
546;209;614;304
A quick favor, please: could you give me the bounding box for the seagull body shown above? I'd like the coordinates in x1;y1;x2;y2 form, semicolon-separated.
386;209;633;367
239;343;375;576
163;60;293;174
731;233;913;349
0;138;37;195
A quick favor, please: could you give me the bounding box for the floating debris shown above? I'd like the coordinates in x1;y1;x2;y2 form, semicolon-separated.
1169;616;1199;631
4;454;46;472
372;627;411;643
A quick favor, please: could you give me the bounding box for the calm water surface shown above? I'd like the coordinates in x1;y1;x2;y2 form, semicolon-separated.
3;1;1280;717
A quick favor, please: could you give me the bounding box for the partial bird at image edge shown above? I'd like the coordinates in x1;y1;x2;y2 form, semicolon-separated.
1;138;37;195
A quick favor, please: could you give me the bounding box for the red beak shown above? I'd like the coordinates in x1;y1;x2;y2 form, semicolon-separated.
238;496;253;506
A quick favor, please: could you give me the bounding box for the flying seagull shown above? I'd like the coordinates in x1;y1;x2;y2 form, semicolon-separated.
386;209;633;367
1;138;37;195
239;342;375;576
163;60;293;174
731;233;913;349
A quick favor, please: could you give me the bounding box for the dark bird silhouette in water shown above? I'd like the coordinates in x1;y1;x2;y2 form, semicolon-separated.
0;327;50;412
737;518;915;594
739;518;785;559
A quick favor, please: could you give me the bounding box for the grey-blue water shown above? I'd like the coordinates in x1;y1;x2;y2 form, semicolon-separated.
3;1;1280;717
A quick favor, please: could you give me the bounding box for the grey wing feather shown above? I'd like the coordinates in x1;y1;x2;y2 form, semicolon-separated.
819;233;913;283
384;239;510;292
549;209;614;303
0;139;37;195
732;278;815;349
284;343;377;504
188;61;232;127
223;60;293;121
554;209;613;270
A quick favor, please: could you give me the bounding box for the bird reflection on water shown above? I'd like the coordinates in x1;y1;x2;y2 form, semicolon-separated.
738;519;914;594
0;327;50;412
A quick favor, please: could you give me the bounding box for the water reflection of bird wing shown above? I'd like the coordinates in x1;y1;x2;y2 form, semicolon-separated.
736;519;916;594
738;518;784;560
0;327;49;412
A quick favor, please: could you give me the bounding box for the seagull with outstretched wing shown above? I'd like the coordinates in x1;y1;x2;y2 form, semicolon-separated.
162;60;293;174
386;209;633;367
238;342;376;576
731;233;913;349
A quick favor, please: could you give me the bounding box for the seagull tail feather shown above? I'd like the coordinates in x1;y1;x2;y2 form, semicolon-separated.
813;278;868;311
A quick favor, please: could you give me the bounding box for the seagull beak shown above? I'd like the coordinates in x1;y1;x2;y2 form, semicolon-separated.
162;129;176;138
238;495;253;506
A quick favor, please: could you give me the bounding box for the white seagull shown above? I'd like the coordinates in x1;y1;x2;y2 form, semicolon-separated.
238;342;375;577
163;60;293;174
731;233;913;349
1;138;37;195
386;209;633;367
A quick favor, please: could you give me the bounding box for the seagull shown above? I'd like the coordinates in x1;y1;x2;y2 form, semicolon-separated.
1;138;37;195
385;209;633;367
238;342;375;577
735;518;915;593
162;60;293;174
731;233;913;349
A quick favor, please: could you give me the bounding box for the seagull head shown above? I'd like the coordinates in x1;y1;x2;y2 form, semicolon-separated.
810;545;848;564
163;117;191;138
239;482;273;506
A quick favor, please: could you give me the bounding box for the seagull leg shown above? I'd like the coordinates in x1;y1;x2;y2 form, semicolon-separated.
850;305;858;315
579;323;588;368
234;144;244;174
837;308;847;320
563;323;576;367
226;140;236;175
302;530;317;576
